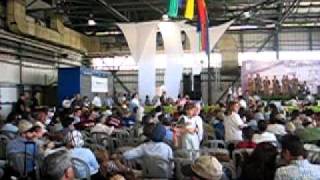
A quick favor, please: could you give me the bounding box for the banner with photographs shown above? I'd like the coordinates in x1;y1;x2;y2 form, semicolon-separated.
241;60;320;97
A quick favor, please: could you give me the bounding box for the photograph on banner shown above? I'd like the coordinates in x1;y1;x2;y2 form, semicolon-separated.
91;76;108;93
241;60;320;98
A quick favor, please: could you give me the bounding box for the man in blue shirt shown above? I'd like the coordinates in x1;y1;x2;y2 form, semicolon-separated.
122;123;173;162
6;120;38;176
275;134;320;180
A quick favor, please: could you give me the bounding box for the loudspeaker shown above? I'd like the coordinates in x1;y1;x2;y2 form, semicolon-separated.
192;75;202;100
183;74;192;96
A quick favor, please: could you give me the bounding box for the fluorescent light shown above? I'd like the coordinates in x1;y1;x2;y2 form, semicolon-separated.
96;31;122;36
162;14;169;21
88;19;96;26
229;25;258;30
243;11;251;18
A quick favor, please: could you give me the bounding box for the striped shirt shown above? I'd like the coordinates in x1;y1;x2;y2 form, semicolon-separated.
275;159;320;180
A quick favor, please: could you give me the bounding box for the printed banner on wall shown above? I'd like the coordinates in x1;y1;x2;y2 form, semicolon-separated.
91;76;108;93
242;60;320;97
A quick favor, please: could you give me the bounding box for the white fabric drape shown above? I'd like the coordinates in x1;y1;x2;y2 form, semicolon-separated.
117;20;234;100
208;20;235;51
117;24;139;61
181;20;234;75
117;22;159;99
159;22;184;99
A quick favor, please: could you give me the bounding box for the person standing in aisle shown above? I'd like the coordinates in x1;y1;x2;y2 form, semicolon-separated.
224;101;246;143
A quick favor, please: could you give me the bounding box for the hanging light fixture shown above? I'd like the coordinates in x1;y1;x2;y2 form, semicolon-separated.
88;14;96;26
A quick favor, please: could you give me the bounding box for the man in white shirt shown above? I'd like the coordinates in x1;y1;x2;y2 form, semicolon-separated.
91;94;102;107
129;93;140;111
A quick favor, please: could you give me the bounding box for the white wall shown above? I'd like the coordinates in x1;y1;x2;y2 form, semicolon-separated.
22;67;57;85
0;62;20;84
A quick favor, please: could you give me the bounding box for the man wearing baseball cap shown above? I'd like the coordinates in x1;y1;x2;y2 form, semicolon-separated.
5;120;38;178
182;155;224;180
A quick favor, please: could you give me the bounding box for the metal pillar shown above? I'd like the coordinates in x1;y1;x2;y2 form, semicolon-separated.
207;53;212;105
308;29;313;51
17;43;23;92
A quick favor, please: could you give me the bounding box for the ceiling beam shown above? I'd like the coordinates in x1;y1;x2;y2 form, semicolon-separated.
93;0;130;22
257;0;302;52
142;0;165;14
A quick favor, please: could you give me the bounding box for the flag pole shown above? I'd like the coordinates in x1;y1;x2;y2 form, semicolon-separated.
207;50;212;105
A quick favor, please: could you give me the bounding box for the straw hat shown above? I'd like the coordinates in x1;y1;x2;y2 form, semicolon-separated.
182;156;223;179
18;120;34;133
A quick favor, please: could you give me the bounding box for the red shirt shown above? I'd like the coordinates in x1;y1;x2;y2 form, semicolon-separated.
236;141;256;149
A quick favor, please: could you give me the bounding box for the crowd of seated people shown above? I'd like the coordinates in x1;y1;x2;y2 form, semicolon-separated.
0;91;320;180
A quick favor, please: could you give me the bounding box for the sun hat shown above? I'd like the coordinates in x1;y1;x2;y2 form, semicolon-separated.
182;156;223;179
18;120;34;133
90;123;114;135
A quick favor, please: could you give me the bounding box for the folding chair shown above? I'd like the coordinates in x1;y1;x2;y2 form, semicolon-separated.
200;148;230;162
142;156;172;179
172;158;193;180
0;135;10;160
113;130;130;140
91;132;113;151
202;140;227;149
0;131;17;140
80;130;91;140
306;149;320;164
